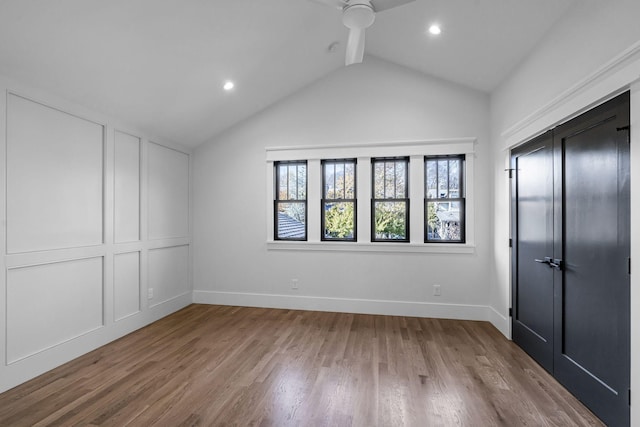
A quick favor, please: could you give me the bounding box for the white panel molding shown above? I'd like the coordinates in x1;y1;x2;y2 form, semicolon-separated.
103;124;115;328
114;130;141;244
6;90;105;127
6;257;105;364
6;93;105;254
147;142;190;240
0;79;192;393
140;137;150;312
2;81;189;154
194;290;491;321
148;245;190;308
0;292;191;394
146;237;191;250
5;246;107;269
0;87;8;377
113;241;145;255
114;251;141;322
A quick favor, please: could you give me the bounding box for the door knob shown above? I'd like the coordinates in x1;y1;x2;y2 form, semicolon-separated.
535;257;552;265
550;259;563;270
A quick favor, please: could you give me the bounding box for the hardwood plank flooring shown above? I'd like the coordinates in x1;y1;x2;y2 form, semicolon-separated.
0;304;603;426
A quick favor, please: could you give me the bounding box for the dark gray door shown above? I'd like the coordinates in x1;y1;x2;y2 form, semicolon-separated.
511;92;630;426
511;131;554;372
553;93;630;427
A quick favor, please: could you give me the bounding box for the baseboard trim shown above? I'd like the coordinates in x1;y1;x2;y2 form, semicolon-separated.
193;290;493;322
488;306;510;339
0;293;192;394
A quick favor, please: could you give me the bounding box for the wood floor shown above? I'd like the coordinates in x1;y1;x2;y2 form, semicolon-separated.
0;304;603;426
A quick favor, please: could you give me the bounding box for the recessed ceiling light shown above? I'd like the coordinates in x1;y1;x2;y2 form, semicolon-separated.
223;81;235;91
428;24;442;36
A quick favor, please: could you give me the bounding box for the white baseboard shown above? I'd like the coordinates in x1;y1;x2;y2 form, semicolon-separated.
0;293;192;394
193;290;494;322
488;306;510;339
0;291;509;395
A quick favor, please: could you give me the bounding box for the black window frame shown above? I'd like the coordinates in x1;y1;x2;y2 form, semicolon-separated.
321;158;357;242
274;160;308;241
371;156;410;243
424;154;465;243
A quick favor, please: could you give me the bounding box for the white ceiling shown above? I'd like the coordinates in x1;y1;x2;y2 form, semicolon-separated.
0;0;575;148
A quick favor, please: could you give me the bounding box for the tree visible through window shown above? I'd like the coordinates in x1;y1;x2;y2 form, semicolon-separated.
322;159;356;241
425;155;465;242
274;161;307;240
371;157;409;242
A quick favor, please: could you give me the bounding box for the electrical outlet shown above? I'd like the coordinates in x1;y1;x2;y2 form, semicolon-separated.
433;284;441;296
291;279;299;290
148;288;153;299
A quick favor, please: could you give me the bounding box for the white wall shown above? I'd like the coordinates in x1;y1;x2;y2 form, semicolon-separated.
193;57;493;322
0;76;192;393
490;0;640;422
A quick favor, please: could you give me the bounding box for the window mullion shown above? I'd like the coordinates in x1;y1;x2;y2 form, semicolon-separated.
285;166;289;199
296;164;300;200
445;160;449;197
332;163;336;198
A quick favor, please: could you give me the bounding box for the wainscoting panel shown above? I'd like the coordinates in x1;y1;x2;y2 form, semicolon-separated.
148;245;190;307
114;252;141;321
6;257;104;364
114;131;141;244
6;93;104;253
147;142;189;240
0;84;192;394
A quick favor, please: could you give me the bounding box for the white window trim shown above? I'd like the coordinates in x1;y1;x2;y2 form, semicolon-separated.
266;139;476;254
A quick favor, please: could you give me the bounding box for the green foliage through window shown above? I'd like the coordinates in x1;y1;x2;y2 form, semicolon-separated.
322;159;356;240
425;155;465;243
372;157;409;242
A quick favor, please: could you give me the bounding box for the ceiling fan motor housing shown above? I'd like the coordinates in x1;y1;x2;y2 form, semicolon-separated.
342;1;375;29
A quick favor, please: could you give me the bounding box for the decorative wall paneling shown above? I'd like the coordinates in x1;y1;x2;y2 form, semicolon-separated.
148;142;190;240
113;251;141;321
148;245;190;307
6;94;104;253
114;131;141;244
7;257;104;364
0;88;192;394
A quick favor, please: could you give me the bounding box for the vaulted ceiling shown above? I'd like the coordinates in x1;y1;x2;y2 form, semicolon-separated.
0;0;575;147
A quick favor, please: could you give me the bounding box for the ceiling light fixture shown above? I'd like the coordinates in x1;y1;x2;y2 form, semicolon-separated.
223;81;235;91
428;24;442;35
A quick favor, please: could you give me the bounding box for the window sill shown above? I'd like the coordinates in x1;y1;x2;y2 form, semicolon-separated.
266;240;475;254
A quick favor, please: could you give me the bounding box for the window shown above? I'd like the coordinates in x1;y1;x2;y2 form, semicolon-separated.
425;155;465;243
322;159;357;241
371;157;409;242
274;161;307;240
267;138;475;253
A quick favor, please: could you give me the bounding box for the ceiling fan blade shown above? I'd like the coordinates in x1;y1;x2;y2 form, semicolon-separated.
309;0;347;10
370;0;415;12
345;27;365;66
